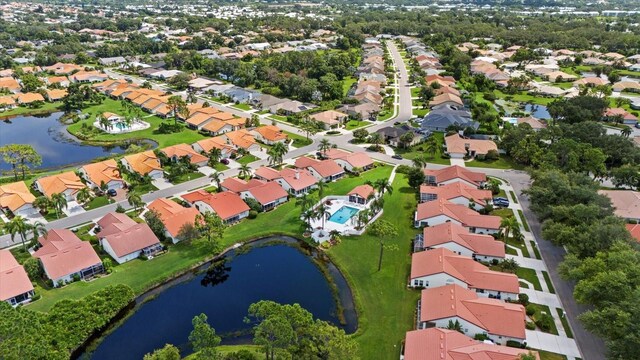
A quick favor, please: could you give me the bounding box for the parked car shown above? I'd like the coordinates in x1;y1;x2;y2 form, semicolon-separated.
220;159;229;165
493;197;509;207
107;189;117;197
392;154;403;160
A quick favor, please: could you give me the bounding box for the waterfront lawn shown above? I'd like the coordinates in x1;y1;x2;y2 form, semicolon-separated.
0;101;62;118
327;174;420;360
27;165;394;313
67;98;206;148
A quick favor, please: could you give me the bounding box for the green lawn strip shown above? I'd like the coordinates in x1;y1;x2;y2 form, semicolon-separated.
256;109;270;115
342;76;357;97
0;101;62;119
231;103;252;111
43;209;66;221
394;134;450;165
28;166;392;313
516;267;542;291
84;196;111;210
410;87;421;97
509;190;518;203
556;308;574;338
542;271;556;294
213;163;230;171
536;350;568;360
345;120;371;130
530;241;542;260
66;98;207;148
496;189;507;199
170;171;205;184
506;237;531;258
518;281;529;289
518;209;530;231
378;109;396;121
327;173;420;360
467;156;525;170
505;246;518;256
268;115;287;122
236;154;259;165
490;208;515;219
412;108;428;117
528;303;559;335
283;131;312;148
493;90;555;106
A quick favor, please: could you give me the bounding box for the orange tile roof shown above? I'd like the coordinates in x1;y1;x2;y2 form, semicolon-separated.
310;110;347;126
81;159;122;186
253;125;288;142
420;284;526;339
411;248;518;294
70;70;107;82
429;93;463;107
598;190;640;219
33;229;102;280
131;94;152;106
182;190;250;221
123;151;162;176
0;181;35;212
422;222;505;258
221;129;257;150
45;89;67;100
0;249;34;302
186;113;215;127
36;171;86;198
147;198;201;238
0;77;20;91
423;166;486;187
415;199;501;230
277;168;318;191
626;223;640;243
97;212;160;257
420;182;493;206
324;149;373;168
193;137;234;154
202;119;231;133
245;181;289;205
160;143;208;165
211;111;235;121
16;92;45;104
348;184;375;200
141;97;164;110
445;134;497;156
46;76;69;85
0;95;16;106
294;157;344;178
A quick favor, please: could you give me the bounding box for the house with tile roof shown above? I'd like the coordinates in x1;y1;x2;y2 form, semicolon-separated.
420;182;492;210
410;248;518;299
429;93;464;109
414;199;501;234
0;249;34;306
421;107;476;133
418;284;526;344
254;167;318;197
517;115;546;131
191;138;235;159
348;184;376;205
182;190;250;223
403;328;538;360
215;129;260;152
626;223;640;243
79;159;124;191
251;125;288;145
16;92;45;104
35;171;86;201
96;212;163;264
0;181;37;217
160;144;209;167
310;110;348;129
603;107;638;126
121;151;164;179
0;95;17;109
220;177;289;211
44;89;67;101
444;134;498;159
598;190;640;221
419;222;505;261
294;157;345;182
69;70;108;83
147;198;201;243
423;166;487;188
324;149;374;172
33;229;104;287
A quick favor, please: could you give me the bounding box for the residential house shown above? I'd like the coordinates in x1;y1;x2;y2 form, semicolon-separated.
191;138;234;159
69;71;108;83
16;92;45;104
375;126;423;147
414;199;501;234
269;100;316;115
598;190;640;221
417;284;526;345
147;198;201;243
419;222;505;261
251;94;286;110
0;249;34;306
517;116;546;131
573;77;609;88
121;151;164;179
310;110;348;129
338;103;381;121
348;184;375;205
218;129;261;152
223;86;257;104
419;182;492;210
99;56;127;66
44;89;67;101
182;190;250;223
429;93;464;109
626;223;640;243
403;328;539;360
220;178;289;211
423;165;487;188
294;157;345;182
254;167;318;197
44;62;84;75
0;95;17;109
421;108;476;132
323;148;374;172
0;181;37;217
444;134;498;159
252;125;288;145
612;81;640;93
603;108;638;126
0;77;21;93
35;171;86;201
96;212;163;264
33;229;104;287
79;159;124;191
160;144;209;167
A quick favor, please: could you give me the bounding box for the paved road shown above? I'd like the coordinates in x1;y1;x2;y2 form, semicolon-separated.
5;40;605;359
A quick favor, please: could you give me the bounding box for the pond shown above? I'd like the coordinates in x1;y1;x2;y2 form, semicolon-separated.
0;112;154;171
83;237;357;360
524;104;551;119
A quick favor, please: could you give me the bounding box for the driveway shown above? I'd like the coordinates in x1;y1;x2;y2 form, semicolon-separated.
449;158;466;167
152;178;173;190
62;201;86;217
526;330;581;359
198;166;216;176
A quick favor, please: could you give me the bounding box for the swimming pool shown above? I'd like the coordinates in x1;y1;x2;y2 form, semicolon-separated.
328;206;359;224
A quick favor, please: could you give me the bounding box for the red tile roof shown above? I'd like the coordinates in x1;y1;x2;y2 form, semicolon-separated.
420;182;493;206
626;223;640;243
182;190;250;221
147;198;201;238
0;249;33;301
415;199;502;230
324;149;374;169
348;184;375;200
246;181;288;205
411;248;518;294
423;166;487;187
101;223;161;258
422;222;505;258
420;284;526;339
33;229;102;280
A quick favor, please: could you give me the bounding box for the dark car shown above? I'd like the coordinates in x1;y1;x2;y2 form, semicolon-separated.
493;197;510;207
220;158;229;165
391;154;403;160
107;189;117;197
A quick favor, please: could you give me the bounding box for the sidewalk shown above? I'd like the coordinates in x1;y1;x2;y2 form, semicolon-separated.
526;330;581;358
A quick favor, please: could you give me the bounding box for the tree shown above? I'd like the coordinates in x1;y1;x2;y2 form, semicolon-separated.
500;216;519;242
411;156;427;169
398;131;415;148
144;344;181;360
518;353;538;360
144;209;166;240
301;209;316;231
19;73;43;92
23;257;42;281
33;196;51;214
239;164;252;179
373;178;393;197
298;118;320;140
127;192;143;212
6;216;29;251
423;135;441;159
50;193;67;219
208;148;222;166
295;193;314;212
189;313;221;358
317;180;326;198
177;222;200;242
253;315;295;360
0;144;42;180
76;187;92;205
315;203;330;229
446;319;463;333
167;72;191;91
368;219;398;271
352;128;369;143
209;171;223;192
407;166;426;189
318;139;332;155
621;126;632;138
267;142;288;166
368;132;383;150
30;221;47;248
196;212;227;251
167;95;188;126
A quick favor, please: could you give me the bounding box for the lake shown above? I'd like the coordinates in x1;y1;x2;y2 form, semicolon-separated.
83;238;357;360
0;112;147;171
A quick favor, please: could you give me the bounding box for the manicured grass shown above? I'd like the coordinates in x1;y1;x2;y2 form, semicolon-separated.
518;209;530;231
231;103;252;111
542;270;555;294
531;241;542;260
212;162;230;171
327;174;420;360
128;182;158;196
505;246;518;256
84;196;111;210
537;350;568;360
410;87;421;97
493;90;555;105
342;76;357;97
268;115;287;122
394;134;450;165
491;207;514;219
467;156;525;170
519;281;529;289
345;120;370;130
67;99;206;148
516;267;542;291
256;109;270;115
169;171;205;184
378;108;396;121
236;154;259;165
43;209;66;221
509;190;518;204
496;188;507;199
556;308;574;338
0;101;62;119
412;107;428;117
528;303;559;335
284;130;312;148
507;237;531;258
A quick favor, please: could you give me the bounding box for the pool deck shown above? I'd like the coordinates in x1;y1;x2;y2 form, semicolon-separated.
308;196;375;240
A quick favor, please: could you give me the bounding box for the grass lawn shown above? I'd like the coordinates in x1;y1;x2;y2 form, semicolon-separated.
412;107;428;117
528;303;559;335
507;237;531;258
509;190;518;204
378;108;396;121
0;101;62;119
43;209;66;221
556;308;574;338
129;182;158;196
212;163;230;171
531;241;542;260
345;120;370;130
169;171;205;184
394;134;450;165
516;267;542;291
327;173;420;360
493;90;555;106
537;350;568;360
518;209;530;231
256;109;270;115
268;115;287;122
467;156;524;170
342;76;357;97
231;103;252;111
410;87;421;97
496;188;507;199
84;196;111;210
491;208;515;219
236;154;259;165
284;131;312;148
542;271;555;294
67;98;206;148
505;246;518;256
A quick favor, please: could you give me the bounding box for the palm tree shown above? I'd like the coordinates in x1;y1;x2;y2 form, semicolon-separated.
97;114;109;130
208;148;222;166
209;171;222;192
33;196;51;214
30;221;47;248
167;95;187;126
621;126;632;138
374;179;393;197
318;139;332;155
127;192;143;212
76;187;92;205
6;216;29;250
356;209;370;229
369;133;383;151
424;136;440;159
315;203;331;230
317;180;326;198
239;164;252;179
500;216;519;242
295;193;314;212
301;209;315;231
329;229;341;242
268;142;288;165
50;193;67;219
412;156;427;169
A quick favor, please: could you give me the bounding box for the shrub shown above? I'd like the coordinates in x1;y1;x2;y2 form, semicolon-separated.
326;130;341;135
526;321;536;330
23;257;42;281
525;304;536;316
115;204;126;213
245;198;263;213
485;149;499;160
506;340;525;348
491;259;499;266
31;294;41;301
473;333;489;341
535;313;554;332
102;258;113;273
248;210;258;219
72;274;81;282
518;293;530;306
